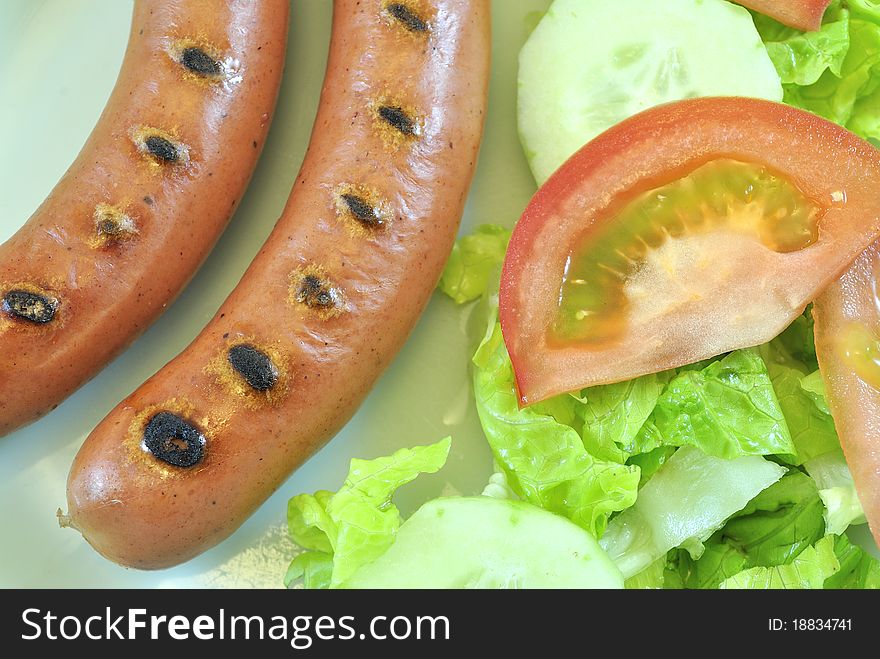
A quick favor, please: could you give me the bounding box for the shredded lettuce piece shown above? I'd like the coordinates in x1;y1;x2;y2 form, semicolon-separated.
473;321;639;538
721;471;826;565
576;375;666;463
624;556;667;590
672;540;749;590
652;350;796;459
438;224;511;304
759;313;839;464
626;444;676;487
671;471;825;588
825;533;880;588
754;1;850;85
285;438;451;588
719;535;840;589
599;446;786;578
756;0;880;141
805;450;867;535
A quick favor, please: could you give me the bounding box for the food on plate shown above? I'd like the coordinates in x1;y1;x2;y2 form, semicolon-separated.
750;0;880;142
517;0;782;185
345;497;624;589
814;246;880;545
286;438;623;589
280;0;880;590
64;0;491;569
0;0;289;434
500;96;880;405
733;0;832;31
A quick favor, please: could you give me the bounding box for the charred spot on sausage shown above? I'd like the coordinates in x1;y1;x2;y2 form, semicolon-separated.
181;47;222;76
143;411;205;467
92;204;138;247
386;3;429;32
144;135;179;162
377;105;418;136
299;275;336;308
227;344;278;391
2;289;58;324
290;267;345;317
132;127;189;166
341;193;383;228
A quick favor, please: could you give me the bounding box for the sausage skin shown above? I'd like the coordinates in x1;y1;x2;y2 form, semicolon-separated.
66;0;491;569
0;0;289;434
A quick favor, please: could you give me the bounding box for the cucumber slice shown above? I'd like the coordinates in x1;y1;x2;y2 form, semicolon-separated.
518;0;783;185
343;496;623;589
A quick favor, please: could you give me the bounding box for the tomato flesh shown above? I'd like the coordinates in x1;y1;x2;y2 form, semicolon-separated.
732;0;831;32
814;246;880;546
554;159;824;345
500;97;880;405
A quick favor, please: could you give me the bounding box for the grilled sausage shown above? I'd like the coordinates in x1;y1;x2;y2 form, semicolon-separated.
0;0;289;434
65;0;491;569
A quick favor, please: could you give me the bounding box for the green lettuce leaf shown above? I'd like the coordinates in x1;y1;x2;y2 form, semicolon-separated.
721;471;826;566
825;533;880;588
719;535;840;589
673;540;749;590
652;349;795;459
756;1;880;141
758;311;838;465
473;321;640;538
624;556;667;590
284;551;333;590
672;471;826;589
626;444;676;487
285;438;451;588
576;374;665;463
800;369;831;414
438;224;511;304
755;2;850;85
599;445;786;578
805;450;867;535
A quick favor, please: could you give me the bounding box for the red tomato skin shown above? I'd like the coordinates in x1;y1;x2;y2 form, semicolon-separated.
500;97;880;406
814;247;880;547
733;0;831;31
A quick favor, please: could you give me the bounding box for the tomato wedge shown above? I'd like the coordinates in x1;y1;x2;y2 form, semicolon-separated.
500;97;880;406
732;0;831;32
814;247;880;546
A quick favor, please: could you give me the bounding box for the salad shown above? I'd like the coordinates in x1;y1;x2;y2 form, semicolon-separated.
283;0;880;589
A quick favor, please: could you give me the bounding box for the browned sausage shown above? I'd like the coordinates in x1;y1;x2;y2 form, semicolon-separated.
0;0;289;434
65;0;491;569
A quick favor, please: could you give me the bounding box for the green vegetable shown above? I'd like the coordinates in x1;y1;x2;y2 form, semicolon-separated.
473;321;640;537
438;224;511;304
599;445;786;577
805;450;867;535
285;438;451;588
719;535;840;589
757;312;838;464
343;497;624;589
721;471;826;566
625;557;668;590
652;350;796;459
800;370;831;414
754;2;849;85
517;0;782;184
755;0;880;141
576;374;665;463
672;540;749;590
825;533;880;588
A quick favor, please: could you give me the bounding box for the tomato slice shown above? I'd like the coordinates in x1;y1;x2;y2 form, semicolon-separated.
732;0;831;32
813;246;880;546
500;97;880;405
